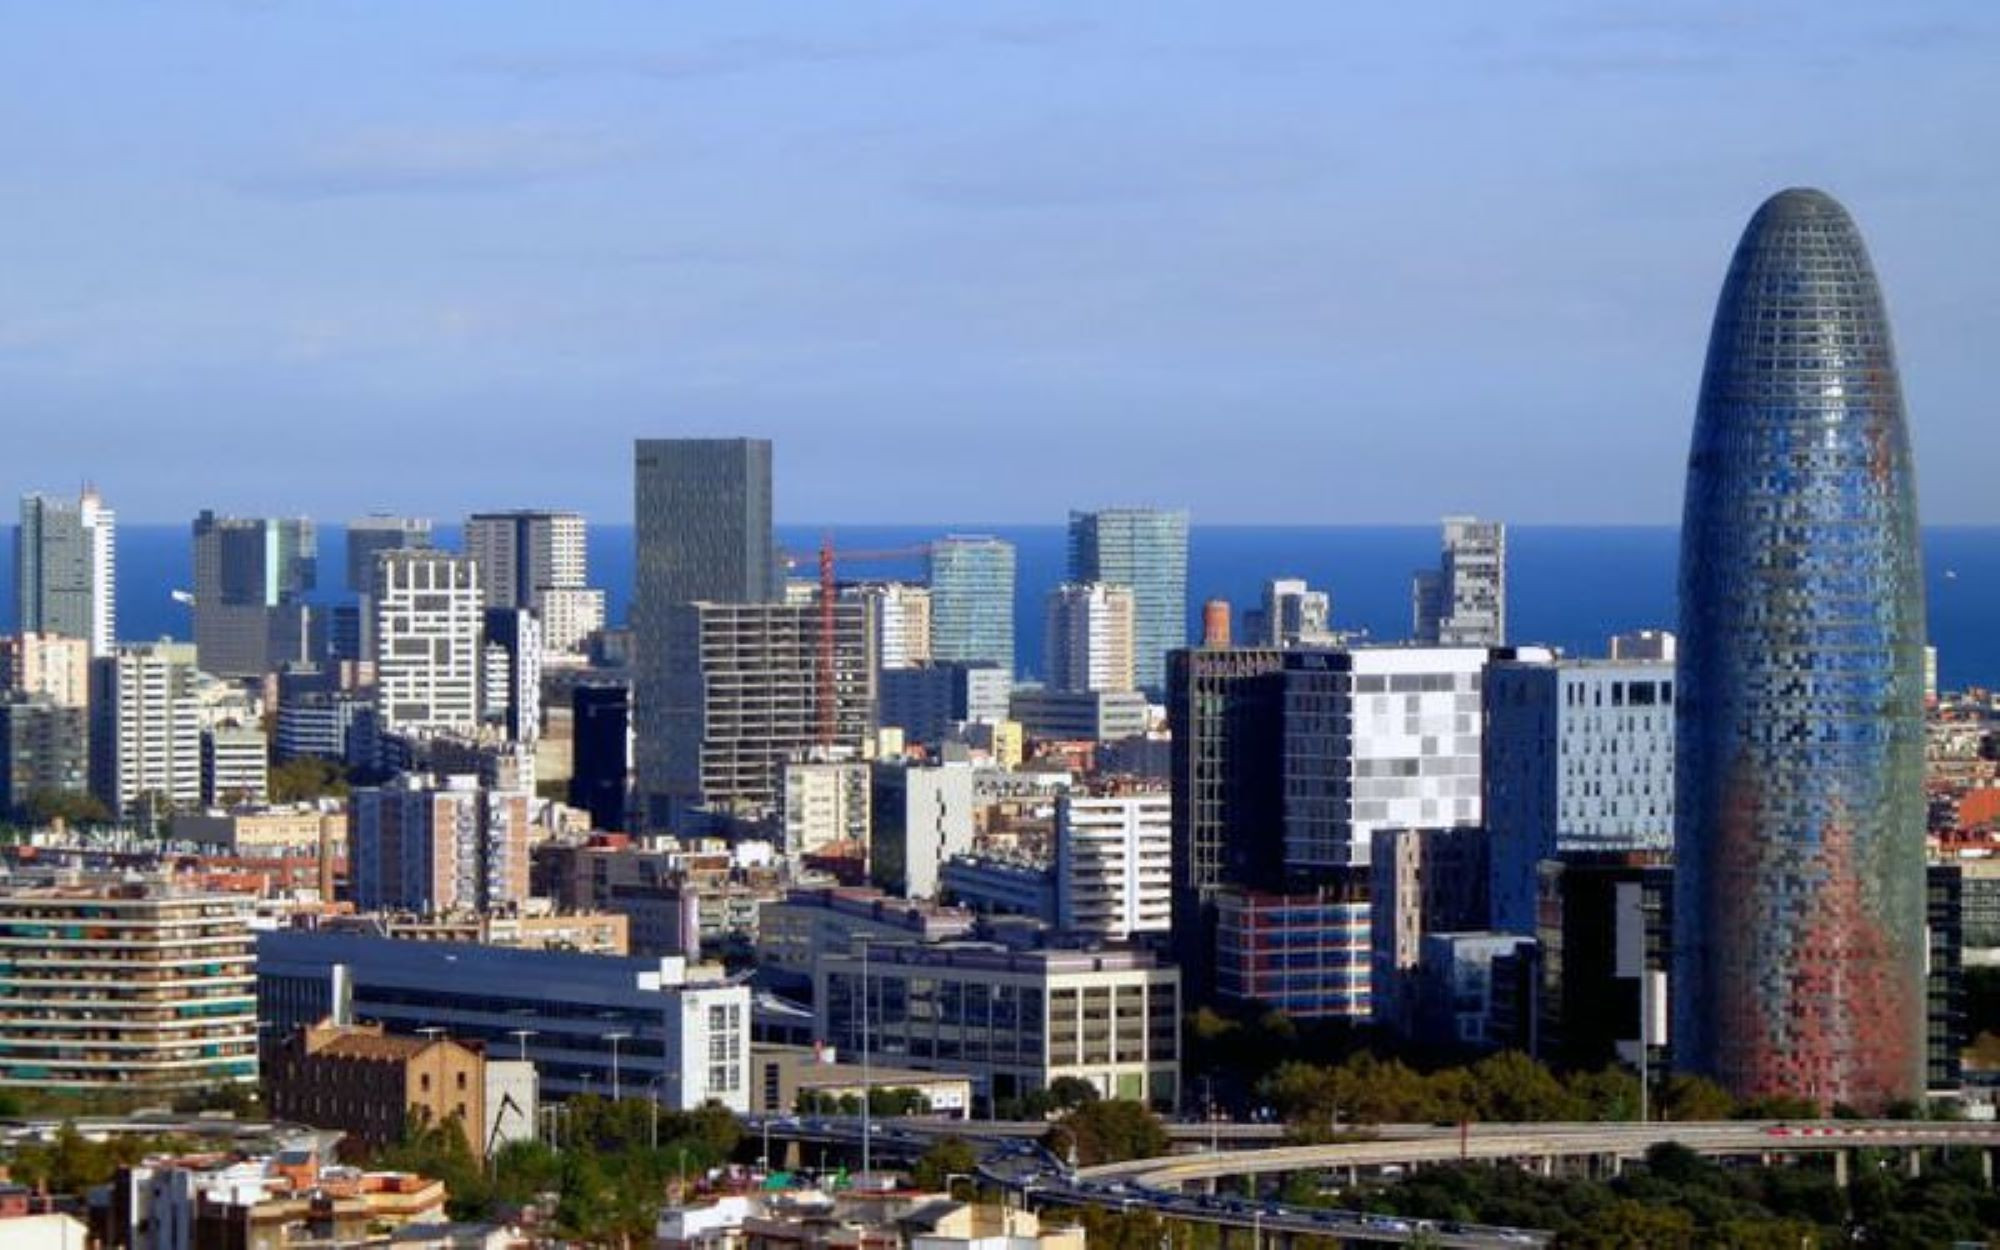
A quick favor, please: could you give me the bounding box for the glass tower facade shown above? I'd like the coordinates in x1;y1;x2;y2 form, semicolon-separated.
927;536;1016;678
1067;508;1189;696
633;438;775;827
1674;188;1927;1110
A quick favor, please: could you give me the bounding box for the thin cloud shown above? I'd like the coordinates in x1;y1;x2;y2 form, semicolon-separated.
910;128;1340;210
237;123;635;199
467;30;946;84
464;20;1088;84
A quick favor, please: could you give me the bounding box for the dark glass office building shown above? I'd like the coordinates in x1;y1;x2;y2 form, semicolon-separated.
632;438;775;827
570;682;630;833
1674;189;1927;1110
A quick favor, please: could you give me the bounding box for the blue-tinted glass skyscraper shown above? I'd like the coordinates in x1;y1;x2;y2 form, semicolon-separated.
1675;189;1927;1110
1068;508;1188;697
927;536;1015;678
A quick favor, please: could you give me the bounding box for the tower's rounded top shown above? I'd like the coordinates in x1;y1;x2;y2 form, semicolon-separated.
1748;186;1853;229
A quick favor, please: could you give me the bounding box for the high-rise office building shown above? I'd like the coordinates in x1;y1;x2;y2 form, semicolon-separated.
371;551;483;736
463;510;587;611
90;642;203;821
633;438;775;825
654;601;873;824
633;438;774;609
1675;189;1927;1111
1411;516;1506;646
1537;852;1672;1075
569;682;630;832
844;582;931;671
344;516;432;595
1283;647;1494;871
1167;645;1289;998
877;661;1011;746
1068;508;1188;696
1484;657;1675;934
1044;582;1136;694
16;489;116;658
191;512;318;678
464;509;603;657
1253;578;1335;648
1369;826;1490;1034
927;536;1015;677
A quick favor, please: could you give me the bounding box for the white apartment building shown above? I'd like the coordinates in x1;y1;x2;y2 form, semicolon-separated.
844;582;933;672
871;763;977;899
90;642;203;820
1055;792;1172;940
480;606;542;742
201;724;269;807
372;551;483;735
780;758;871;855
0;881;257;1089
0;632;91;708
537;586;607;659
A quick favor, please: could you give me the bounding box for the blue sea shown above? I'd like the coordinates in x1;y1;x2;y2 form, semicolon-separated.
8;524;1998;691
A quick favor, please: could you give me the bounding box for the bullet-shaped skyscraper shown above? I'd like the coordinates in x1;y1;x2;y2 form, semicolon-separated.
1674;189;1927;1110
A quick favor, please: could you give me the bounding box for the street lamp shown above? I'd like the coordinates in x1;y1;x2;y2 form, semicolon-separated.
859;939;873;1184
606;1031;631;1102
508;1028;537;1064
646;1073;671;1151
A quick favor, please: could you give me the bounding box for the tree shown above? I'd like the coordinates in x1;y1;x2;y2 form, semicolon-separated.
1563;1067;1639;1122
1555;1200;1695;1249
489;1139;563;1211
22;789;112;828
379;1108;488;1218
1656;1074;1735;1122
1467;1051;1583;1122
268;756;350;804
1048;1099;1168;1167
912;1137;979;1191
1736;1093;1819;1121
1047;1076;1101;1110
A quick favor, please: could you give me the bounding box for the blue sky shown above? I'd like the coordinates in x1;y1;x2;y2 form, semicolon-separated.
0;3;1993;523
